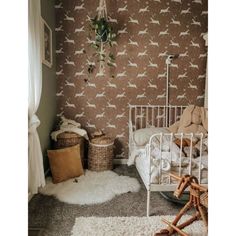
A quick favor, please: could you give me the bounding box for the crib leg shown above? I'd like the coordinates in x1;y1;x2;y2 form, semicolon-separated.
147;189;151;217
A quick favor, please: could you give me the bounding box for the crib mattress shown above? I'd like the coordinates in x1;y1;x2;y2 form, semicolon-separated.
135;152;208;185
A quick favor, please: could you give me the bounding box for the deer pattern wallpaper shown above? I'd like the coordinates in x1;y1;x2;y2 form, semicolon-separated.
55;0;208;159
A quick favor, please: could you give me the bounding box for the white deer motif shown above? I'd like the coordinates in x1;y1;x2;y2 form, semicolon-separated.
170;40;180;47
181;8;191;14
117;49;127;56
108;16;118;23
148;82;157;88
86;37;96;44
197;74;206;79
87;82;96;88
150;17;160;25
136;92;146;98
56;69;64;75
56;48;64;54
55;25;63;32
193;0;202;4
96;71;105;77
86;102;96;108
64;14;75;22
116;112;126;119
188;83;198;89
138;28;148;35
96;112;105;119
189;62;199;69
74;3;85;11
74;48;85;55
116;152;125;158
74;69;85;77
65;58;75;66
75;91;85;97
86;122;96;129
75;26;85;33
171;0;182;3
55;2;62;8
138;50;147;57
56;111;64;117
75;112;85;118
159;29;169;36
128;39;139;46
116;133;125;139
137;72;147;78
179;30;190;36
127;82;137;88
199;53;207;58
64;36;75;44
191;19;201;27
190;41;200;48
158;72;166;78
56;90;64;96
177;93;186;99
128;60;138;67
128;17;139;24
118;5;128;13
148;60;158;68
116;92;126;98
179;51;188;57
139;6;149;13
96;91;106;98
157;92;166;99
160;7;170;14
106;102;116;109
117;71;127;78
169;83;178;89
118;27;128;34
106;81;117;88
107;122;116;129
197;94;204;100
65;80;75;87
158;51;167;57
178;72;187;79
65;101;76;108
201;11;208;16
149;40;159;47
170;18;181;25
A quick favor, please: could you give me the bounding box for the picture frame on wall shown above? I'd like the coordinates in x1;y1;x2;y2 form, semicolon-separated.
41;18;52;68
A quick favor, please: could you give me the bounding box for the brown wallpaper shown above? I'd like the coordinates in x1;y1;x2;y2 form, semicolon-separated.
55;0;208;159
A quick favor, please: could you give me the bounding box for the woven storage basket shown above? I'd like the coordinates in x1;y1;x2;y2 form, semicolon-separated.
88;136;114;171
200;191;208;208
53;132;85;166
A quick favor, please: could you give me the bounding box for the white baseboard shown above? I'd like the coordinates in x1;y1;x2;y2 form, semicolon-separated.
113;159;127;165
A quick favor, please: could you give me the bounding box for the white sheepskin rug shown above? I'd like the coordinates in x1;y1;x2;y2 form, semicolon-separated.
39;170;140;205
71;215;207;236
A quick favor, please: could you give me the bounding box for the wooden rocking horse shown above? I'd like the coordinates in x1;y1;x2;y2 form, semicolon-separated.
155;173;208;236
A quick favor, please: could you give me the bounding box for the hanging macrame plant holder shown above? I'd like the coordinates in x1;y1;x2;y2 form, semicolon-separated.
96;0;108;74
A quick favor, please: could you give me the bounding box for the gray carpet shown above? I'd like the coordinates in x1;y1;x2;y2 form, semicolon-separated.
28;165;184;236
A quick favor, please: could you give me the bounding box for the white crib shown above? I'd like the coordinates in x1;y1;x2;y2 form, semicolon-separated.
128;105;208;216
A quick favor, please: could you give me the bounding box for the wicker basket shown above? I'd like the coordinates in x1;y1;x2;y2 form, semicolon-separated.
200;192;208;208
53;132;85;166
88;136;114;171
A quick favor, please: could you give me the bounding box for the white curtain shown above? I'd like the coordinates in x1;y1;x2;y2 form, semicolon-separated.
28;0;45;194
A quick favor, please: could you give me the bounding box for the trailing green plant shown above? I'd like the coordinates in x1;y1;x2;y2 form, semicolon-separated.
86;15;116;78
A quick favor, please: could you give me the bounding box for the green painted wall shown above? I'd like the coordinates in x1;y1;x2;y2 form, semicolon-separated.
37;0;56;172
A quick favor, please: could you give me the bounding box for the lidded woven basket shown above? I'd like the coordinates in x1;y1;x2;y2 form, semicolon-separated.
88;136;114;171
53;132;85;166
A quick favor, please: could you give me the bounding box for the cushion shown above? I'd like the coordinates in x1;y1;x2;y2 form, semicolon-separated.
133;127;170;146
47;144;84;184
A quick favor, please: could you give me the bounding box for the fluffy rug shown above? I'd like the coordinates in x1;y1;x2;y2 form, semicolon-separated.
39;170;140;205
71;216;207;236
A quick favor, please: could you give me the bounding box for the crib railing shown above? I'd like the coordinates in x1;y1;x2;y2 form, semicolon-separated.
129;105;187;131
147;132;206;186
